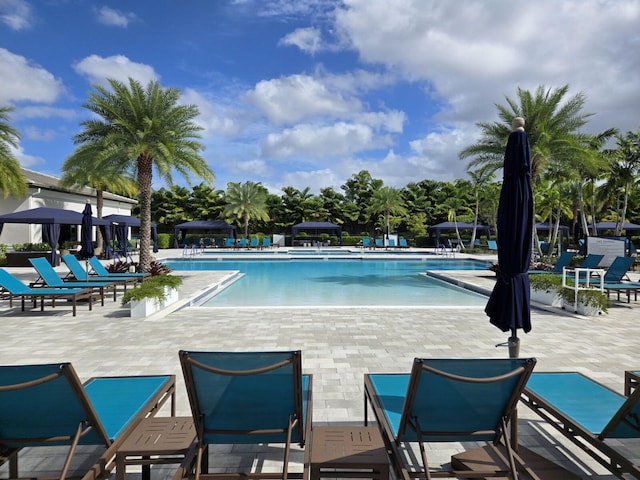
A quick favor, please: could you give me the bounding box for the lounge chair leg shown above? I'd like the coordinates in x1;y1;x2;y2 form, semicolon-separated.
413;417;432;480
59;422;84;480
282;416;297;480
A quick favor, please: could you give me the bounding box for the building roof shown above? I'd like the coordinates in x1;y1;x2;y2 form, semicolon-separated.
22;168;137;204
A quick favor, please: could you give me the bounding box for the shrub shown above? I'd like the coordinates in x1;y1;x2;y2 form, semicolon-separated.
121;274;183;305
157;233;172;249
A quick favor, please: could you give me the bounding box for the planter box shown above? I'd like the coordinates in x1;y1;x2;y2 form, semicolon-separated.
5;252;57;267
129;287;179;318
530;288;563;307
562;298;603;316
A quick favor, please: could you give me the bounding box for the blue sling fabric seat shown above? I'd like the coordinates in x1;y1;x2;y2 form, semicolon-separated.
179;350;312;480
29;257;117;305
0;268;94;317
88;256;148;279
364;357;537;480
61;254;139;292
0;363;175;480
521;372;640;478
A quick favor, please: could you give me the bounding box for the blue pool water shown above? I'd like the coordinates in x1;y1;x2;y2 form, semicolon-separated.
164;258;489;307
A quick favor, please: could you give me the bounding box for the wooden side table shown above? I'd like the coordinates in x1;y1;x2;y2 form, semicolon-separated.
310;426;389;480
115;416;197;480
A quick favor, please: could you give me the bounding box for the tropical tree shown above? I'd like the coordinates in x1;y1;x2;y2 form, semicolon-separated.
0;106;27;199
466;164;496;247
70;78;213;271
367;186;406;239
222;181;270;239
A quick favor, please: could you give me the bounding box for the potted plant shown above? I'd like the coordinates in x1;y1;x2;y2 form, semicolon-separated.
560;286;609;316
121;274;183;317
529;273;564;307
6;243;53;267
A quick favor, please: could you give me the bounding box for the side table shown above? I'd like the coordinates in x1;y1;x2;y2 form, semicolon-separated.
115;416;197;480
310;426;389;480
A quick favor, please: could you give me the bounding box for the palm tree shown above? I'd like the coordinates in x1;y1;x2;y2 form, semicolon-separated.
71;78;213;271
0;106;27;199
222;181;270;240
466;164;496;247
461;85;592;187
60;146;138;251
367;186;406;241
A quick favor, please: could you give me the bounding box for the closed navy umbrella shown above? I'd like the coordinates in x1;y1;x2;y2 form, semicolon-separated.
79;201;94;259
485;118;533;357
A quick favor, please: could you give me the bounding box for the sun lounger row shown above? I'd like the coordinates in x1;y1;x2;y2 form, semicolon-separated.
0;255;146;316
3;352;640;480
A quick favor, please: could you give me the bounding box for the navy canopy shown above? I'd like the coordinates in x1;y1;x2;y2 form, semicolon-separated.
428;221;491;247
0;207;110;265
173;220;237;247
291;222;342;245
102;214;158;254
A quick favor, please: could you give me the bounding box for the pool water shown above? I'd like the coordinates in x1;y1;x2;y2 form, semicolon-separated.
164;259;489;307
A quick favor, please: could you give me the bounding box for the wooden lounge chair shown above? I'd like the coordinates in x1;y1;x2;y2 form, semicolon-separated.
364;357;537;480
29;257;118;305
0;268;94;316
0;362;175;480
521;371;640;478
178;350;313;480
61;255;139;292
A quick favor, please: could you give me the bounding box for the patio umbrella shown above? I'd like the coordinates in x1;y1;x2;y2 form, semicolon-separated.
79;200;94;259
485;117;533;357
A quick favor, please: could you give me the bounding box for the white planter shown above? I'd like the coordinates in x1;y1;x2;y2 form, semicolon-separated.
129;287;179;317
530;288;563;307
562;298;603;316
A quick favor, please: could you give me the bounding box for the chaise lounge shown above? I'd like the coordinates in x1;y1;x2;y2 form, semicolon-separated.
364;357;537;480
0;362;175;480
521;371;640;479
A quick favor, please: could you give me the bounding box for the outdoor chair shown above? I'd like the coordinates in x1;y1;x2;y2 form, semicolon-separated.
262;238;271;249
249;237;259;248
61;255;139;292
375;238;383;248
364;357;537;480
29;257;117;305
0;362;175;480
237;238;248;249
88;256;148;279
178;350;312;480
528;251;575;274
0;268;94;317
399;238;409;248
487;239;498;251
224;238;235;248
521;371;640;479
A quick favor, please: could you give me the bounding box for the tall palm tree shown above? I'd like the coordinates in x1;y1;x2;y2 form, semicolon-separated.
460;85;592;187
367;186;406;240
466;164;496;247
0;106;27;199
71;78;213;271
222;181;270;239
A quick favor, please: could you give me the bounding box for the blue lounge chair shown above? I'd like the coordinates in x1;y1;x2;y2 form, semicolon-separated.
29;257;117;305
0;268;94;317
521;371;640;478
262;237;271;249
224;238;235;248
388;238;396;248
364;357;537;480
374;238;383;248
237;238;248;249
0;363;175;480
361;237;371;248
179;350;312;480
249;237;259;248
399;238;408;248
61;255;139;291
487;239;498;251
88;256;147;279
528;250;576;274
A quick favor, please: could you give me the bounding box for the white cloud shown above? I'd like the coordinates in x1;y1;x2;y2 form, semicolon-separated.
0;49;65;104
73;54;159;87
245;74;361;124
95;6;136;28
11;144;44;167
181;88;244;137
0;0;32;31
279;27;323;54
12;105;77;120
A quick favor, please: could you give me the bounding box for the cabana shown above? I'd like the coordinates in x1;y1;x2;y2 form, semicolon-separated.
102;214;158;257
172;220;237;248
291;222;342;246
0;207;110;266
428;221;491;248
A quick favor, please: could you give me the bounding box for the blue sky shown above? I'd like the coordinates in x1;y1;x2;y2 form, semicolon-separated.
1;0;639;195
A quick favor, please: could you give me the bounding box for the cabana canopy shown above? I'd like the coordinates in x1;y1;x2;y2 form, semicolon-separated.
102;214;158;256
291;222;342;245
428;221;491;247
0;207;110;265
173;220;237;247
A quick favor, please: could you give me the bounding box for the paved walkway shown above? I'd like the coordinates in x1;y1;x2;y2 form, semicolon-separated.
1;249;639;479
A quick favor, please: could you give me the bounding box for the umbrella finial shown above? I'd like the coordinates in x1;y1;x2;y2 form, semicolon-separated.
512;117;525;132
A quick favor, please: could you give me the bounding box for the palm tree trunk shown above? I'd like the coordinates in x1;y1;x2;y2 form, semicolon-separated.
96;188;104;251
137;154;153;272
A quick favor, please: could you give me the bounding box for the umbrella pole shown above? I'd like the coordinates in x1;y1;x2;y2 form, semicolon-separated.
508;329;520;358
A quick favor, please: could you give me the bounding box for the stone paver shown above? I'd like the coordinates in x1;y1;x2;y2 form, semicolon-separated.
1;249;638;479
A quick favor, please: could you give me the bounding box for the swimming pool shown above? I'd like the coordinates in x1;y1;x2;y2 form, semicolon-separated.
164;258;489;308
